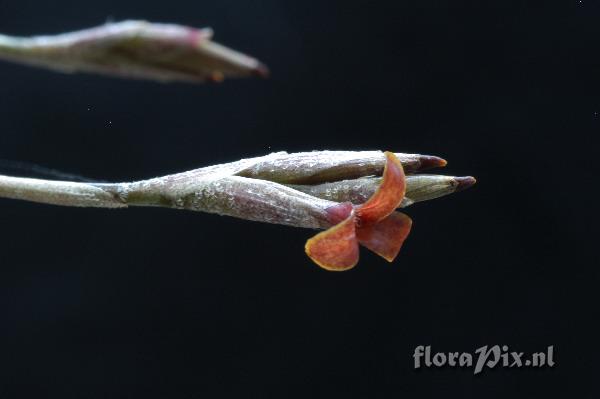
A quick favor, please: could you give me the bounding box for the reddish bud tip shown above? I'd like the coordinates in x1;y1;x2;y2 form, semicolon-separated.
253;63;270;78
418;155;447;171
454;176;477;192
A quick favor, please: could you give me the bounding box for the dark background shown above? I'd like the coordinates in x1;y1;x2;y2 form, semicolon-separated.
0;1;597;397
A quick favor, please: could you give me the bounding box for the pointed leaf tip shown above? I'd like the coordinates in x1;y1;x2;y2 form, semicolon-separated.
454;176;476;192
418;155;447;170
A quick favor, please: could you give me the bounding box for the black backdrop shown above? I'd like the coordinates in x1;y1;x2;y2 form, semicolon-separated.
0;1;597;397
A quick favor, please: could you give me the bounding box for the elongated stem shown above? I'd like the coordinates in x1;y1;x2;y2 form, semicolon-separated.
0;175;125;208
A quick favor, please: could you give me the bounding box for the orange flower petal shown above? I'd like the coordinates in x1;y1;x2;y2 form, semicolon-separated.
356;211;412;262
305;211;359;271
305;152;411;270
356;151;406;225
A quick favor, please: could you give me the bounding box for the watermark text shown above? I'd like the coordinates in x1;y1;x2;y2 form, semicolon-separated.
413;345;555;375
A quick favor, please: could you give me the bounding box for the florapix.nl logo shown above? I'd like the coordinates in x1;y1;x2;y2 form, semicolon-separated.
413;345;555;375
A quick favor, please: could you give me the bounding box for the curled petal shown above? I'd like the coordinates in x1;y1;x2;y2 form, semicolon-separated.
305;211;359;271
356;211;412;262
356;151;406;225
305;151;412;270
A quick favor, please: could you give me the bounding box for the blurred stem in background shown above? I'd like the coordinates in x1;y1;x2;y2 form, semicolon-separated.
0;20;268;83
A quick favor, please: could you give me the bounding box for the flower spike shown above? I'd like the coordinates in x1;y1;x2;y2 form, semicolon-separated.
0;150;474;271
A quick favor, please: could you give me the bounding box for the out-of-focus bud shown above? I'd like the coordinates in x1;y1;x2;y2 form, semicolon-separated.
0;20;268;83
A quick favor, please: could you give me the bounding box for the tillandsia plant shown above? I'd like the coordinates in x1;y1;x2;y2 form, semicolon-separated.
0;20;476;270
0;20;268;83
0;151;475;270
